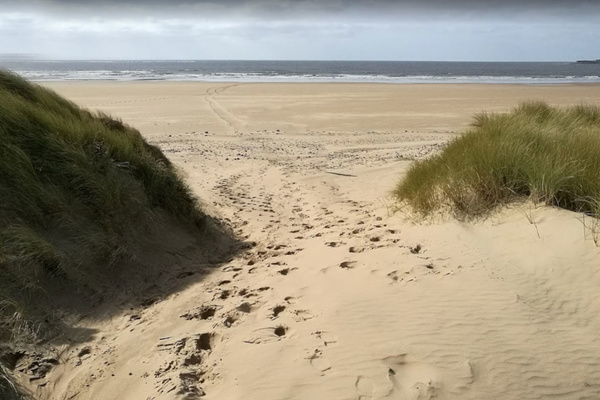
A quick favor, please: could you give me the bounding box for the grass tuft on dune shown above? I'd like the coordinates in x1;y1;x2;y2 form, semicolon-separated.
395;101;600;218
0;71;206;396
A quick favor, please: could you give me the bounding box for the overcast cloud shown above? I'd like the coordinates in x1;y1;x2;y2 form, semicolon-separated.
1;0;599;60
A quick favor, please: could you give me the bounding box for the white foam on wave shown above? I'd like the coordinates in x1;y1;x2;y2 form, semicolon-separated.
15;70;600;84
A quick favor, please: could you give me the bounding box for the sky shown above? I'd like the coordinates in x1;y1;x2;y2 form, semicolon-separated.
1;0;599;61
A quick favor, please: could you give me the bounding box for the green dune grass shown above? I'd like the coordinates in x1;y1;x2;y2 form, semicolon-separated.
395;101;600;219
0;71;207;397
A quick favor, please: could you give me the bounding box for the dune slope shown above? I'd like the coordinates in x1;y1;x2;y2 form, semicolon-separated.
0;73;237;400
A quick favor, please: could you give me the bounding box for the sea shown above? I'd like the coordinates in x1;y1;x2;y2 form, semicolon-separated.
0;60;599;84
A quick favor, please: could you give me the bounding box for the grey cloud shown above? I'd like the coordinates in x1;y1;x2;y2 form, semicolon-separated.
22;0;600;6
1;0;599;60
2;0;599;27
4;0;600;14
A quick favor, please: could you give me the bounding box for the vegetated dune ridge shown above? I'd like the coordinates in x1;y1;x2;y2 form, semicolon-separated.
397;101;600;219
0;73;238;400
28;81;600;399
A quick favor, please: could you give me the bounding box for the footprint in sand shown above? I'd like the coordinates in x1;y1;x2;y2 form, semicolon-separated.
292;308;315;322
271;305;286;319
180;305;219;321
340;261;357;269
387;271;400;283
197;332;218;351
355;375;375;400
237;302;253;313
349;246;365;253
243;325;289;345
309;350;332;374
381;354;441;399
410;244;422;254
217;289;231;300
223;313;238;328
387;270;417;285
274;325;287;337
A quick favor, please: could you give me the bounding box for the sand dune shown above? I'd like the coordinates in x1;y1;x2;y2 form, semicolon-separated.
29;82;600;399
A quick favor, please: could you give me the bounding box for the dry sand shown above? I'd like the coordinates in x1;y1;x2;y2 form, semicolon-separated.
27;82;600;399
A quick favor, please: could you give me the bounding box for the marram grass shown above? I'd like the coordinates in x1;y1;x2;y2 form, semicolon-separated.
0;70;206;396
395;101;600;219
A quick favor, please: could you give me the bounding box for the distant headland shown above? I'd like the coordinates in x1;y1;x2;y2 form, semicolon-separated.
576;59;600;64
0;53;39;61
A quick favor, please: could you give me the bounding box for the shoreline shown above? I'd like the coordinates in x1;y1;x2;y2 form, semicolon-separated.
6;59;600;85
40;80;600;87
31;78;600;85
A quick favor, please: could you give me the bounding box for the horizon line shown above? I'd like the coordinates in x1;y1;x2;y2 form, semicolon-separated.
0;57;583;63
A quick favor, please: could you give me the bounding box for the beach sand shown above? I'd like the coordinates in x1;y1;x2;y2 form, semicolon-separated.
31;82;600;399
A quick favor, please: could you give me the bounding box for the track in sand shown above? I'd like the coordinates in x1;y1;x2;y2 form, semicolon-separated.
34;82;600;400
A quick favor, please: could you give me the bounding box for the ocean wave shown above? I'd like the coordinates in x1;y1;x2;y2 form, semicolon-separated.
13;70;600;84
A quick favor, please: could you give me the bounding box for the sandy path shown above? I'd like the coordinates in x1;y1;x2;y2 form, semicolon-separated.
31;82;600;400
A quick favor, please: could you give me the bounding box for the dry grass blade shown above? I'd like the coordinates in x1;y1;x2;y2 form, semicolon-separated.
395;101;600;224
0;70;209;399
